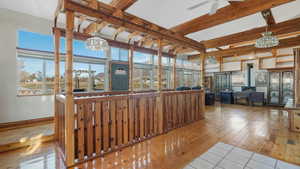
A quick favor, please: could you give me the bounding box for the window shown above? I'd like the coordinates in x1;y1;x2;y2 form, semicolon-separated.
91;64;105;90
73;62;89;90
18;30;105;58
18;57;44;95
184;70;193;87
111;47;128;61
17;30;107;96
133;68;152;90
176;69;184;88
133;51;152;64
45;60;55;94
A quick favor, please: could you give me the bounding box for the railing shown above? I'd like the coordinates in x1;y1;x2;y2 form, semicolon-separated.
162;90;205;131
55;89;204;166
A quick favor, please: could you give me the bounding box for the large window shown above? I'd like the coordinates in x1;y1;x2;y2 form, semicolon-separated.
175;59;201;88
17;55;106;95
17;30;107;96
18;57;44;95
111;47;128;61
17;30;201;95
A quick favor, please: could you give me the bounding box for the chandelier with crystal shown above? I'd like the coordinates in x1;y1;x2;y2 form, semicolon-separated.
85;32;109;51
255;31;279;48
206;56;217;64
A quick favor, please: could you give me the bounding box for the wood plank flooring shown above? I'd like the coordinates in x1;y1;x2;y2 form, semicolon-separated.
0;103;299;169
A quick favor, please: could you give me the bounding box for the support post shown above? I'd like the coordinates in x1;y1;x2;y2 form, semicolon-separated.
128;46;134;93
200;53;206;87
294;48;300;106
172;56;177;89
156;39;164;133
104;47;111;91
53;28;61;140
65;10;75;167
157;39;163;91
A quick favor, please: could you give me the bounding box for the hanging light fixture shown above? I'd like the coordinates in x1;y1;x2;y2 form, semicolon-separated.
85;32;109;51
255;30;279;48
206;56;217;64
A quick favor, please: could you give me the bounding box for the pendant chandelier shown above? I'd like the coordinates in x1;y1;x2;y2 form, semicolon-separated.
85;32;109;51
206;56;217;64
255;31;279;48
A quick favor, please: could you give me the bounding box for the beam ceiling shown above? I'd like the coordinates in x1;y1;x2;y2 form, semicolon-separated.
64;0;206;52
171;0;295;35
201;17;300;49
110;0;137;10
84;0;135;34
189;36;300;60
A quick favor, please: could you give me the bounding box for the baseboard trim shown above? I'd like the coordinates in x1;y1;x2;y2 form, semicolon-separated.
0;117;54;132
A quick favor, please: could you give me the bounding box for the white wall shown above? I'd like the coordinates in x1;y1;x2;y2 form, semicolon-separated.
0;8;57;123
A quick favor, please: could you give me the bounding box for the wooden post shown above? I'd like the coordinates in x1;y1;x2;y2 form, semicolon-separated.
172;57;177;89
53;28;61;140
65;10;75;167
156;39;164;133
294;48;300;106
157;40;163;91
200;53;206;87
219;56;223;72
128;46;134;93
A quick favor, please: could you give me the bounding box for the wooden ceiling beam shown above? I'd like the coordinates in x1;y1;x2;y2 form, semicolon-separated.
202;17;300;48
189;36;300;60
110;0;137;10
84;0;134;34
113;27;126;40
171;0;294;35
65;0;205;51
53;27;176;57
128;31;140;43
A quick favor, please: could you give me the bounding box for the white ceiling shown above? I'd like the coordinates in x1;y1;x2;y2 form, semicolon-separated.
1;0;300;44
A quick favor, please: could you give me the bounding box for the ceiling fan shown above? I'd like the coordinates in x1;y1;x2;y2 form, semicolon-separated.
188;0;244;15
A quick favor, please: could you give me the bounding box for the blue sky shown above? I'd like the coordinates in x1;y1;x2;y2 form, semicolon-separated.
18;30;105;58
18;30;107;75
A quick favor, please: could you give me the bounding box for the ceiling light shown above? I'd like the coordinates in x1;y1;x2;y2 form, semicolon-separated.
255;31;279;48
85;32;109;51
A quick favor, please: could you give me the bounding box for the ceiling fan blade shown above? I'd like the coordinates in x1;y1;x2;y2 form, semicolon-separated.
187;0;210;10
209;0;219;15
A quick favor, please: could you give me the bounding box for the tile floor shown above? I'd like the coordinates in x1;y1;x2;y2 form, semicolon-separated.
184;142;300;169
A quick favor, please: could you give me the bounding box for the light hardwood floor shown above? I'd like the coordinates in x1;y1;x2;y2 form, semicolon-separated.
0;103;299;169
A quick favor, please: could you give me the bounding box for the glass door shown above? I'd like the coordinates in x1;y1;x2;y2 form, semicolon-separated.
282;71;294;105
268;72;281;105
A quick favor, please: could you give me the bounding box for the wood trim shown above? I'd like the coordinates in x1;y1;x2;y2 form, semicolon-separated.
54;28;61;141
189;36;300;59
172;57;177;89
0;117;53;132
157;39;163;91
294;48;300;106
266;67;294;71
65;10;75;166
128;46;134;93
63;0;205;51
53;27;176;58
202;17;300;49
171;0;294;35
